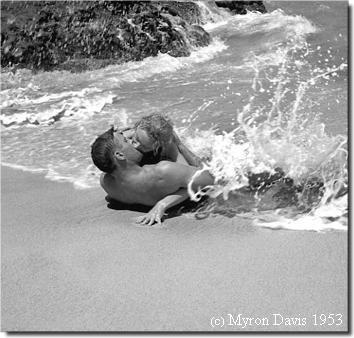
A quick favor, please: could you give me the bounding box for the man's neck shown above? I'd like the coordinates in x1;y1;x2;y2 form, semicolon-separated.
111;161;141;179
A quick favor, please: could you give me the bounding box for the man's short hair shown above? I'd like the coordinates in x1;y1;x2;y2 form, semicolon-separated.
134;114;173;153
91;126;117;173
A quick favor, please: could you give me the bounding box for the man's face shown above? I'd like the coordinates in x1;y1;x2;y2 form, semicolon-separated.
113;131;143;164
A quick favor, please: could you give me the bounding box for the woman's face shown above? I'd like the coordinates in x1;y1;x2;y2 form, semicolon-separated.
124;127;155;153
113;131;143;164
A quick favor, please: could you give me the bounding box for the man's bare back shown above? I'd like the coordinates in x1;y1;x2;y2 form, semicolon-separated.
101;160;210;206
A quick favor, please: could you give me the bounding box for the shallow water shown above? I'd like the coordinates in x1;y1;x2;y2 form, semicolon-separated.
1;1;348;231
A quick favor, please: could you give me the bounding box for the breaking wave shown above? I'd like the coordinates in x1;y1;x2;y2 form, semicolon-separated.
186;40;347;232
180;5;348;232
1;38;227;128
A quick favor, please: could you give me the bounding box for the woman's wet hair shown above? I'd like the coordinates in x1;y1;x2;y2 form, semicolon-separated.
134;114;173;155
91;126;117;173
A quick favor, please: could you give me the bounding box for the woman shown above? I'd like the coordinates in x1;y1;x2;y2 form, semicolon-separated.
122;114;202;167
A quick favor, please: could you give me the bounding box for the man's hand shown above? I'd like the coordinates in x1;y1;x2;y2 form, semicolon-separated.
135;188;190;227
136;202;167;226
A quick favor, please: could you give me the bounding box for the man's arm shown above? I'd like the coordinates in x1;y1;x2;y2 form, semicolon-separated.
154;160;214;193
136;188;189;226
136;161;214;226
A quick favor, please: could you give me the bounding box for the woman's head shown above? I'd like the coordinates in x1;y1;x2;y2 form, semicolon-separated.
131;114;174;155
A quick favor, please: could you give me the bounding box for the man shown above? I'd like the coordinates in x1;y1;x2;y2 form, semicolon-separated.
91;126;214;225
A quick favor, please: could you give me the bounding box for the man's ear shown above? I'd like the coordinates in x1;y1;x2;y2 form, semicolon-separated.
114;150;126;161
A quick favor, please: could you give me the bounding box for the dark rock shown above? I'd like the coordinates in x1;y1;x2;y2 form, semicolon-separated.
247;167;287;192
215;1;266;14
157;1;203;25
1;1;211;72
187;25;211;47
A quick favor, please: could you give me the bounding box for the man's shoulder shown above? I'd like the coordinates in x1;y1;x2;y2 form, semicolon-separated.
142;161;173;176
145;161;193;181
153;160;181;173
100;172;114;187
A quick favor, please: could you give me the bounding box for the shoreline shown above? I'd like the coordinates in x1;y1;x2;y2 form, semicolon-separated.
1;166;348;331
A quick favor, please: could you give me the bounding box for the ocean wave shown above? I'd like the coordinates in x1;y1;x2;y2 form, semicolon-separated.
203;9;317;38
200;7;318;74
196;1;232;26
1;89;115;127
1;162;47;174
183;122;347;232
183;28;347;232
1;161;100;190
95;37;227;83
1;38;227;128
253;194;347;232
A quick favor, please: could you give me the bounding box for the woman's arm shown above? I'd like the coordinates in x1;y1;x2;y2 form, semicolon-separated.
176;142;203;167
159;131;203;167
173;131;203;167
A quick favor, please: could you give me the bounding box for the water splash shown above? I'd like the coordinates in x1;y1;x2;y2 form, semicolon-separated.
186;27;347;231
196;1;232;27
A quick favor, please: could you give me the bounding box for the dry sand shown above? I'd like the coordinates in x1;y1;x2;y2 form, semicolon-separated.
1;166;348;331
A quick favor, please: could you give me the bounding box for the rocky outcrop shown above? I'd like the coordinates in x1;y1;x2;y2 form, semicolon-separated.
1;1;266;72
1;1;210;72
158;1;203;25
215;1;266;14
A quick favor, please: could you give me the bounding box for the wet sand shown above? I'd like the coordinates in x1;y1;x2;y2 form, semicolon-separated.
1;166;348;331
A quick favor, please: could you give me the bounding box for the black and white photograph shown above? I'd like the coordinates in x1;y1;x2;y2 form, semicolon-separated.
1;0;349;332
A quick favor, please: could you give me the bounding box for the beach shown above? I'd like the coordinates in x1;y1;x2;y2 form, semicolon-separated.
1;166;348;331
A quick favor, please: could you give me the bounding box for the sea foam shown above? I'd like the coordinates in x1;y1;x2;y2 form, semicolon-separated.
180;5;348;232
1;38;227;128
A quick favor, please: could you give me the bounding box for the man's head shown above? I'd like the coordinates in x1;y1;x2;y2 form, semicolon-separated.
91;126;142;173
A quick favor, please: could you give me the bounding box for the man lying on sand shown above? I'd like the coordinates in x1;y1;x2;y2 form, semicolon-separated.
120;114;202;167
91;126;214;225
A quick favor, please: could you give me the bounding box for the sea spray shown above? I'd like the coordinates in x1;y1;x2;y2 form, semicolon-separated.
186;21;347;231
196;0;232;27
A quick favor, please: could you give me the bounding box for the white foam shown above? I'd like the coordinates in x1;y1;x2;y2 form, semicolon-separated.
45;166;100;190
255;214;347;232
204;9;318;39
2;161;101;190
0;87;100;109
1;162;47;174
1;91;115;127
184;13;347;232
1;39;227;128
254;194;348;232
99;38;228;81
196;1;232;26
